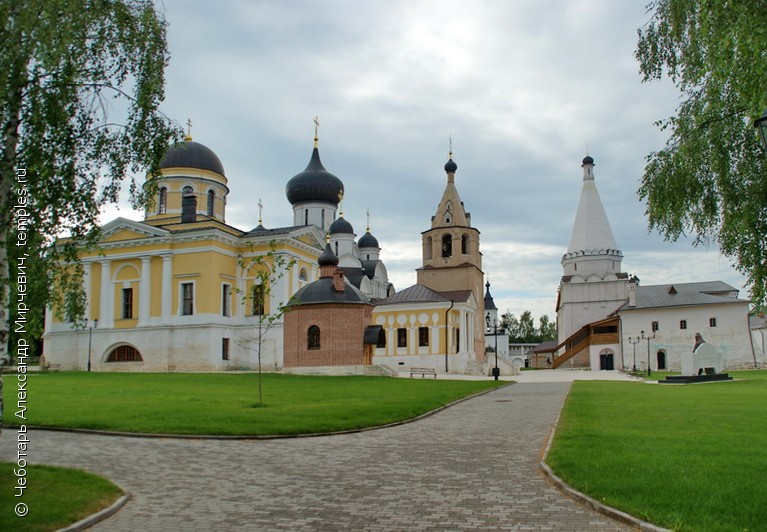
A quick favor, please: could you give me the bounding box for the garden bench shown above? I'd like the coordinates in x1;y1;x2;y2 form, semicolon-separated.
409;367;437;378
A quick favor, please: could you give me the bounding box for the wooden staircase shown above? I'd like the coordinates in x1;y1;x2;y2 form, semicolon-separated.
537;317;620;369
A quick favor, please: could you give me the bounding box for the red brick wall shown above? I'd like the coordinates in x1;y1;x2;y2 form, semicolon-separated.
284;303;373;367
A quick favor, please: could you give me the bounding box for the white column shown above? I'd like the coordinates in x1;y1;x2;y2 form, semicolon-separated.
138;256;151;326
99;260;112;328
459;310;468;353
161;254;172;322
235;264;245;320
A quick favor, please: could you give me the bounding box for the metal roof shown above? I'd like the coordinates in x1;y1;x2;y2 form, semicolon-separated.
374;284;472;306
619;281;747;311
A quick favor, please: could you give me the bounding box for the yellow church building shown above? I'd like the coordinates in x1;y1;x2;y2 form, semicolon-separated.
44;131;487;375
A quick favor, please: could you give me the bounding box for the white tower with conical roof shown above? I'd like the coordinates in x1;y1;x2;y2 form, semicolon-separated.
556;155;630;343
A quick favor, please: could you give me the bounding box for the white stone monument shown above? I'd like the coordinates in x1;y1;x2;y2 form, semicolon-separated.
681;333;724;375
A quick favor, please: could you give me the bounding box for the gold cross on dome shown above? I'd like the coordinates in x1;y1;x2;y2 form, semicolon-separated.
313;116;320;147
257;198;263;225
185;118;193;141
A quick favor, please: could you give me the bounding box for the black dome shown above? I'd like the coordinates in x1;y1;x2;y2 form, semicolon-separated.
582;155;594;166
329;216;354;235
444;158;458;173
160;140;225;176
291;277;369;305
358;231;379;248
318;243;339;267
286;147;344;206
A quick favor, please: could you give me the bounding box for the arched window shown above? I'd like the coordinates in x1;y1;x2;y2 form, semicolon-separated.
308;325;320;350
158;187;167;214
207;190;215;216
425;236;432;260
441;234;452;258
461;234;469;254
182;185;193;196
106;345;143;362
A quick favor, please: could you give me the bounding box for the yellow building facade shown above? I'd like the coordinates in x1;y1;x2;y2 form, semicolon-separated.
44;138;326;371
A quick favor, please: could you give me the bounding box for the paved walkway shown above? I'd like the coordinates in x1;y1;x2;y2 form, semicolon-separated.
1;379;632;531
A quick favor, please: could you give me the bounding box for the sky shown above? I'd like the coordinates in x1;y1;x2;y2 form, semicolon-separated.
105;0;749;321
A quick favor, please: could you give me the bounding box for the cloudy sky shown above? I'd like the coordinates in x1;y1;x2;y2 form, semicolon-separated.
108;0;749;321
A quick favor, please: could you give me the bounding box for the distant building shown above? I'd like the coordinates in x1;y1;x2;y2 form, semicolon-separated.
483;281;511;362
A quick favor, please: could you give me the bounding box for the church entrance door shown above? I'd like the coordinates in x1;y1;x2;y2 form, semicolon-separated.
599;353;614;370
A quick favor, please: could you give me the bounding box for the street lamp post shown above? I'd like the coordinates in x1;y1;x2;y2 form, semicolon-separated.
641;329;655;376
754;108;767;149
486;315;499;380
627;336;641;372
87;319;98;372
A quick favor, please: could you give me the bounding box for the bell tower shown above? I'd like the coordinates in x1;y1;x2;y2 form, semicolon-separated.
417;152;485;358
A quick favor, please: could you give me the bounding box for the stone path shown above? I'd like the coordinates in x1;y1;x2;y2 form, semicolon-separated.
1;382;631;531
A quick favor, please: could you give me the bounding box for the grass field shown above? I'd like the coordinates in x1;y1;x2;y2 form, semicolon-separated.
546;370;767;532
2;372;503;435
0;462;122;532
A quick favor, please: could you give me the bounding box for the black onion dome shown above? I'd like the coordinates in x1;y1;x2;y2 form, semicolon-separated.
286;147;344;206
160;140;225;176
444;158;458;173
329;216;354;235
582;155;594;165
318;243;339;267
358;231;379;248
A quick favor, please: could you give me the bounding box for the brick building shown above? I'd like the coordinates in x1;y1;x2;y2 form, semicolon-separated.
283;243;374;368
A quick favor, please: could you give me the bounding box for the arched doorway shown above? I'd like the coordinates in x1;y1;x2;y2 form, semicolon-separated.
599;349;615;370
657;350;667;370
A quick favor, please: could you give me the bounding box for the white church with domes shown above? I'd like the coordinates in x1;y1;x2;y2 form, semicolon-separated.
43;127;492;374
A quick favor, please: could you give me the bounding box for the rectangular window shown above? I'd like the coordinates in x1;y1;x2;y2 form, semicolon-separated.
182;282;194;316
418;327;429;347
252;284;265;315
122;288;133;319
222;338;229;361
709;317;717;327
397;328;407;348
651;321;659;332
222;284;231;317
680;319;687;330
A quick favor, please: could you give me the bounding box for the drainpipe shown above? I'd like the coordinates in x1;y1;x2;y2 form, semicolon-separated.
445;299;454;373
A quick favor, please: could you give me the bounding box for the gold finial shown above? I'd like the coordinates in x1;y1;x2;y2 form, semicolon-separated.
313;116;320;148
325;232;330;244
449;134;453;159
185;118;193;141
257;198;263;225
366;209;371;232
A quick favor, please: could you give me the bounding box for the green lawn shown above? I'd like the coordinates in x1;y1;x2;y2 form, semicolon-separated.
546;370;767;532
2;372;503;435
0;462;122;532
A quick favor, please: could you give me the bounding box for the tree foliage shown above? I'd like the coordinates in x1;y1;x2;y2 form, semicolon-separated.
0;0;178;425
636;0;767;307
500;310;557;343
